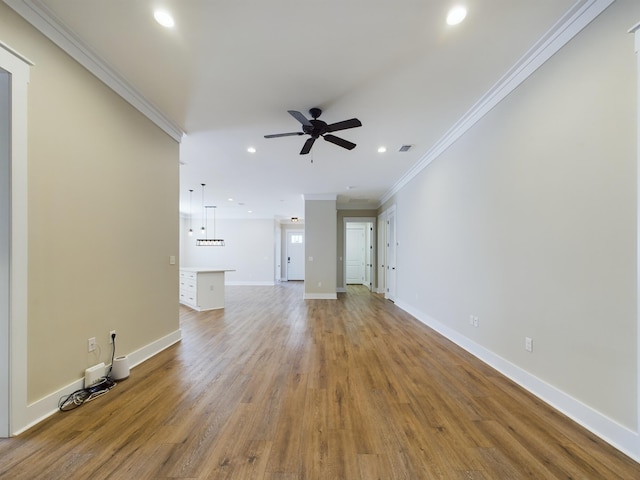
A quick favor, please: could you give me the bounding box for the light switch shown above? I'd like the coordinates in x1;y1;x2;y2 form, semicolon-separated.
169;256;176;265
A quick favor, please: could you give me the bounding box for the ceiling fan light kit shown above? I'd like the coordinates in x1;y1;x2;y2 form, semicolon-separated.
264;108;362;155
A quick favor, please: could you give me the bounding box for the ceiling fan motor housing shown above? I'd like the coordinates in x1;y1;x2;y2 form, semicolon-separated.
309;107;322;119
303;119;328;138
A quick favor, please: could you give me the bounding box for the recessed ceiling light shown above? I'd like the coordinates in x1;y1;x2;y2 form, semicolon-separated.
377;146;387;153
154;10;175;28
247;147;256;153
227;198;234;202
446;6;467;26
248;210;253;214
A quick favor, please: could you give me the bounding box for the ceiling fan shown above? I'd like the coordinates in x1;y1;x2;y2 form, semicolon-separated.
264;108;362;155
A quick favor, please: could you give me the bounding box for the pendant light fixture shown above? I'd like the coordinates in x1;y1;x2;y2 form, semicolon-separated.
200;184;206;236
196;183;225;246
188;189;194;236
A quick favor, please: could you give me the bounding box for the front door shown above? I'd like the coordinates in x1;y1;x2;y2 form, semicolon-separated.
286;230;304;281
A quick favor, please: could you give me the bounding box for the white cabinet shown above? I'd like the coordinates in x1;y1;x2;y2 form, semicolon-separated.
179;268;228;311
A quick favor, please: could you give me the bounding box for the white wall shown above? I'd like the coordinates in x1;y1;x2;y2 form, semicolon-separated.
180;216;276;285
382;0;639;457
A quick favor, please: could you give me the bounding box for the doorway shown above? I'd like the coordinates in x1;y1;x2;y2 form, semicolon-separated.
0;44;30;437
285;230;304;281
343;218;375;292
385;206;397;302
377;206;396;301
0;68;9;437
346;223;366;285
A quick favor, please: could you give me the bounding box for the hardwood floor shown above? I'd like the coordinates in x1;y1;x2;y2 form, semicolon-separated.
1;282;639;479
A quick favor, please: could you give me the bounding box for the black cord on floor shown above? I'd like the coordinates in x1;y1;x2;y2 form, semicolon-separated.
58;334;118;412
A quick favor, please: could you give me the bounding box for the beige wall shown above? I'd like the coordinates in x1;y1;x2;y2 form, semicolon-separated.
304;198;337;297
382;0;638;430
0;3;180;403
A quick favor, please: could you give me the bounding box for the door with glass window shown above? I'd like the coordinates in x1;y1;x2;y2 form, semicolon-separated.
286;230;304;281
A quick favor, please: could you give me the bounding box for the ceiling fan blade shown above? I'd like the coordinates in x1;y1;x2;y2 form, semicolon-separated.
300;137;316;155
264;132;304;138
326;118;362;133
323;134;356;150
288;110;312;127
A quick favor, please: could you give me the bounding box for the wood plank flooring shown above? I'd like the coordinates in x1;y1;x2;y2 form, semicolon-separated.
1;282;639;479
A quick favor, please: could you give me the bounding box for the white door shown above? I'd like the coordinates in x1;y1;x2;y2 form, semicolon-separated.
346;225;366;284
377;213;386;294
286;230;304;281
385;208;397;302
364;223;374;291
0;70;9;437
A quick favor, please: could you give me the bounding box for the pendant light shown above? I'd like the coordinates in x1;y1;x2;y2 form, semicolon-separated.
196;184;225;246
200;184;206;236
188;189;194;236
197;206;225;246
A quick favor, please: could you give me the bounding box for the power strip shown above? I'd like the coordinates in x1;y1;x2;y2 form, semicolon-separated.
84;362;105;388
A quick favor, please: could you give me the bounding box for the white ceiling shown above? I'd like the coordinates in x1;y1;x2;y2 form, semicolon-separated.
9;0;578;220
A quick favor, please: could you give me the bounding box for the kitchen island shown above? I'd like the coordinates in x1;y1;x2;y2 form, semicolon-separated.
179;268;234;311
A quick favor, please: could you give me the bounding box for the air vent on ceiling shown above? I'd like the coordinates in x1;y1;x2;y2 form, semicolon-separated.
399;144;413;152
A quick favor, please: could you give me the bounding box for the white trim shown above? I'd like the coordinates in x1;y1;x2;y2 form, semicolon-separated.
3;0;184;143
303;293;337;300
343;216;377;292
632;19;640;446
0;44;30;437
379;0;615;206
12;329;182;436
0;40;34;66
631;22;640;52
395;300;640;463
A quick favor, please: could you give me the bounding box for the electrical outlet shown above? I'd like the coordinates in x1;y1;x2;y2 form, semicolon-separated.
88;337;96;352
525;336;533;352
469;315;479;327
109;330;116;343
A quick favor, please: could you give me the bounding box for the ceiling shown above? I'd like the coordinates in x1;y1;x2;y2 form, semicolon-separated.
8;0;578;220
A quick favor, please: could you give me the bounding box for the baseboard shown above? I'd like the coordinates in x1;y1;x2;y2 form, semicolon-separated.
303;293;338;300
337;287;346;293
225;281;275;286
13;329;182;436
394;299;640;463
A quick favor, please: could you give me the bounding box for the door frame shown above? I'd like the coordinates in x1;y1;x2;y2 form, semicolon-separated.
345;222;367;286
0;43;30;437
285;229;304;281
343;217;376;292
377;205;396;301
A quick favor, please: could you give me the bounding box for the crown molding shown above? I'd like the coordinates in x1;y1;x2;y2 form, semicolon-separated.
3;0;184;143
379;0;615;207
